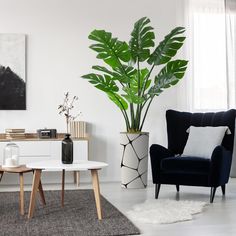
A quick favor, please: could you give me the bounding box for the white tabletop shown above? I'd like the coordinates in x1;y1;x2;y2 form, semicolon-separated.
26;160;108;171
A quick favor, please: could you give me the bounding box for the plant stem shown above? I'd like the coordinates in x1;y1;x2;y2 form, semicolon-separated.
141;64;155;98
140;97;154;130
136;65;155;131
113;93;131;130
135;60;141;130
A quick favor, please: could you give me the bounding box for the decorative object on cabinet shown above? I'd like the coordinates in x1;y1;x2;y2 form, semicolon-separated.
62;134;73;164
69;121;87;138
37;129;57;139
0;34;26;110
82;17;188;188
5;128;25;139
58;92;82;133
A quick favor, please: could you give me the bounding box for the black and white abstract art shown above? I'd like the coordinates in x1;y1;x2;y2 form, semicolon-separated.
0;34;26;110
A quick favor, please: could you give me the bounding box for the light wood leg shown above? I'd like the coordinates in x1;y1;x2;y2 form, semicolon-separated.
73;171;80;186
62;169;65;207
19;173;24;215
76;171;80;187
28;169;42;219
73;171;76;184
38;180;46;205
0;171;3;182
91;169;102;220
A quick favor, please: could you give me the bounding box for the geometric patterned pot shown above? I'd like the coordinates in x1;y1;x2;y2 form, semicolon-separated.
120;132;149;188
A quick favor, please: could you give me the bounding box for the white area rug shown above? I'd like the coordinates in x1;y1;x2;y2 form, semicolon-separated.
127;199;207;224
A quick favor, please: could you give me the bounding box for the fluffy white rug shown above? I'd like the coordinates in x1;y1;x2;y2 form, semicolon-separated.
127;199;207;224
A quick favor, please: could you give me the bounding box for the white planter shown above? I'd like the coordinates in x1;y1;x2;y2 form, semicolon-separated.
120;132;149;188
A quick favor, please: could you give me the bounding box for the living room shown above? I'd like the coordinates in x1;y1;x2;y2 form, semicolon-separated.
0;0;235;235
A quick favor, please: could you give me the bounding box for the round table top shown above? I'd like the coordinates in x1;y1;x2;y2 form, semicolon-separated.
26;160;108;171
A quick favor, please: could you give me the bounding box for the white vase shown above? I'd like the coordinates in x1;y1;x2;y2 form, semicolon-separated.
120;132;149;188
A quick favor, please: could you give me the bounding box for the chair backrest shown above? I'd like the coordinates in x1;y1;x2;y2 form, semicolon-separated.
166;109;236;155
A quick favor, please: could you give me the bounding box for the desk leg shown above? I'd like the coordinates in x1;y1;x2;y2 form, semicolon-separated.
61;169;65;207
19;173;24;215
28;169;42;219
77;171;80;187
0;171;3;182
38;180;46;205
91;169;102;220
74;171;80;187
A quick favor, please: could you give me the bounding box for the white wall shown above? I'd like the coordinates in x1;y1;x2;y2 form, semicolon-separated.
0;0;186;183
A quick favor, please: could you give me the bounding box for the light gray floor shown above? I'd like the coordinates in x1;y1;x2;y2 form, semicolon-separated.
1;179;236;236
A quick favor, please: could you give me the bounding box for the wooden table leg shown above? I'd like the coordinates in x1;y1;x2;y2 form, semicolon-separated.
28;169;42;219
77;171;80;187
19;173;24;215
74;171;80;187
38;180;46;205
61;169;65;207
91;169;102;220
0;171;3;182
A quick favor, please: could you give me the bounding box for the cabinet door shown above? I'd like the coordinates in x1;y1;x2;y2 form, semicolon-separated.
16;141;52;164
0;141;52;165
73;140;88;162
0;139;89;165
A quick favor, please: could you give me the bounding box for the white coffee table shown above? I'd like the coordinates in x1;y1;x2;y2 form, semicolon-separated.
26;160;108;219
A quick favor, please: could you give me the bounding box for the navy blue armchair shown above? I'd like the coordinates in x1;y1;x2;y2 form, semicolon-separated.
150;109;236;203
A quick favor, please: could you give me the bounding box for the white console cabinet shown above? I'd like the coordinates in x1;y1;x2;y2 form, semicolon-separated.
0;136;89;185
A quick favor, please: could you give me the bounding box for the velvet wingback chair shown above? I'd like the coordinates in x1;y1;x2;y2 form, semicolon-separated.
150;109;236;203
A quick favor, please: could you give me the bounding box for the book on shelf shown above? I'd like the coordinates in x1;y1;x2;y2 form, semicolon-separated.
69;121;87;138
5;129;25;133
5;128;26;139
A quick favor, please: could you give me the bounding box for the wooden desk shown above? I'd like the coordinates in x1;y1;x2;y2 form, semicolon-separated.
0;165;46;215
26;160;108;219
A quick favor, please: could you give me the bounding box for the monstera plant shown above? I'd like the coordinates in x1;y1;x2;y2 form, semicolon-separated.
82;17;188;188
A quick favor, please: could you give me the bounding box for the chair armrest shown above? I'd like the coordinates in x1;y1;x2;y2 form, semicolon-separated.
150;144;174;183
209;145;232;186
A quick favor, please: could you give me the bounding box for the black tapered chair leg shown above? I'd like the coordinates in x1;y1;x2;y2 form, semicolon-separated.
210;187;217;203
221;185;226;195
155;184;161;199
176;185;180;192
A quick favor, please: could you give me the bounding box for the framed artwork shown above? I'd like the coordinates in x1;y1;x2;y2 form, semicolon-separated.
0;34;26;110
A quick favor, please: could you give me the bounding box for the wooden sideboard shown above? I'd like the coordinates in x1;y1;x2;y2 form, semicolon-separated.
0;133;89;185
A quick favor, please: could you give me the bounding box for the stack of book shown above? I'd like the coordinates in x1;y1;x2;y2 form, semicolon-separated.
69;121;87;138
5;129;26;139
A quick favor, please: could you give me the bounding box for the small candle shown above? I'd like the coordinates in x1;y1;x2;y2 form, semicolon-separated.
12;155;18;162
5;158;16;167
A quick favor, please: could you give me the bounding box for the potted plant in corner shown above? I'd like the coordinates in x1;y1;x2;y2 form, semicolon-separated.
82;17;188;188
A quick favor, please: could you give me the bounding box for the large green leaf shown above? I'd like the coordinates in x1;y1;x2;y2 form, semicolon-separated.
113;65;137;83
107;92;128;110
89;30;131;68
130;68;151;93
148;27;186;65
121;68;150;104
148;60;188;97
122;88;145;104
92;65;136;84
129;17;155;63
81;73;119;93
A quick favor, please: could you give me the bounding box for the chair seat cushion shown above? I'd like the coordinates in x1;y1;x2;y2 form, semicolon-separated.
161;156;211;173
